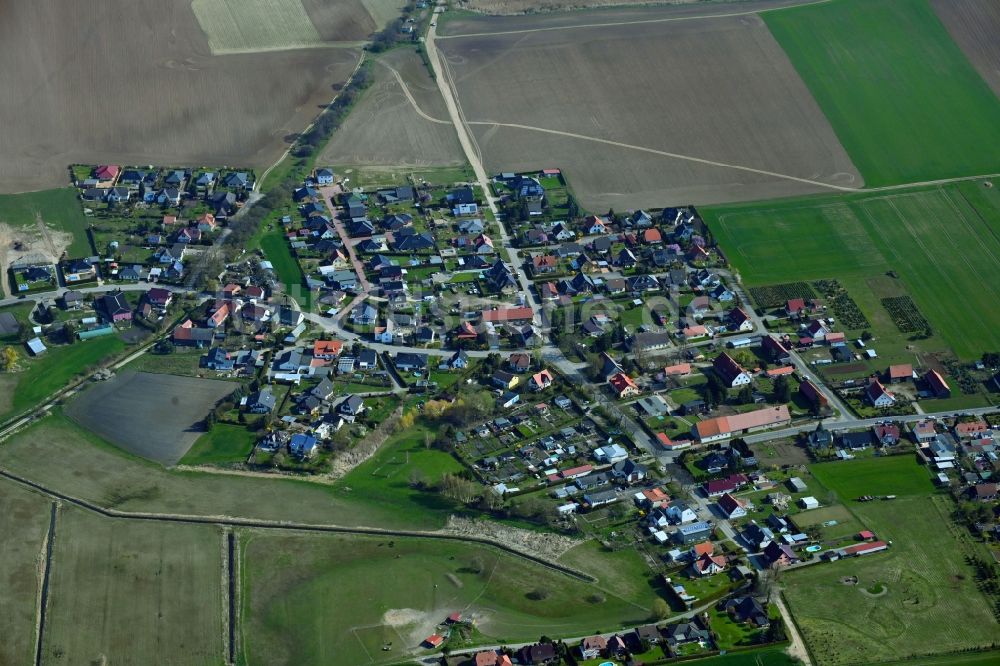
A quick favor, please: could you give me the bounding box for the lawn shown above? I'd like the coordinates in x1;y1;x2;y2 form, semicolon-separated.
182;424;256;465
331;422;469;528
783;495;1000;665
808;455;935;500
124;349;210;377
332;164;475;189
706;182;1000;359
681;647;799;666
765;0;1000;186
240;532;652;665
43;507;224;664
0;187;92;256
0;480;52;665
259;229;307;304
0;335;126;420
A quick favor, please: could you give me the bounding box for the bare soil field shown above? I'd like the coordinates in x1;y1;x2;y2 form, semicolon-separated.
304;0;403;41
0;481;51;666
43;508;224;665
319;48;467;167
437;7;860;209
931;0;1000;99
0;0;361;193
65;371;236;465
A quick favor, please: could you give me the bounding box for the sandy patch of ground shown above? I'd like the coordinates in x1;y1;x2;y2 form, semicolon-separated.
440;516;582;560
0;219;72;291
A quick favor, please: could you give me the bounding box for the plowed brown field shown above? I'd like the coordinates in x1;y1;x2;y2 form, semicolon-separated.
0;0;360;193
931;0;1000;99
438;4;861;209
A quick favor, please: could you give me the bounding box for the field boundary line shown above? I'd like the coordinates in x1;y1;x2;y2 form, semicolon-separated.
33;502;57;666
436;0;834;40
0;469;597;584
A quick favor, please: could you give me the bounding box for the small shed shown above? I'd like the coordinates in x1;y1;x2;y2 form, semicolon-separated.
799;496;820;510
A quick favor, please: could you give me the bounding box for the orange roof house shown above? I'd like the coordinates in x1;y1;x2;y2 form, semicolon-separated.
313;339;343;359
608;372;639;398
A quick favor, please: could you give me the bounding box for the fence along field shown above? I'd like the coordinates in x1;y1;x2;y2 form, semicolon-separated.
437;7;860;210
706;180;1000;360
764;0;1000;186
0;0;361;193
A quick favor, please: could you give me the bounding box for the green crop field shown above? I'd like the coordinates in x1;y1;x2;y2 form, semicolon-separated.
765;0;1000;186
259;229;309;306
240;532;653;665
706;181;1000;359
0;481;52;665
809;455;935;500
783;494;1000;665
182;424;257;465
191;0;323;54
0;335;126;420
0;187;92;257
43;508;224;664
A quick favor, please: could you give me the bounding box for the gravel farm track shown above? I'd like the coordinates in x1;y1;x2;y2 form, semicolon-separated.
436;0;862;209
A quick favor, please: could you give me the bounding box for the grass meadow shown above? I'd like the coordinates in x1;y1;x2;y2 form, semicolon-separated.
0;481;51;665
706;181;1000;360
0;187;92;256
765;0;1000;186
809;455;935;500
0;414;413;529
43;508;224;664
182;424;257;465
240;532;653;665
783;457;999;665
0;335;126;421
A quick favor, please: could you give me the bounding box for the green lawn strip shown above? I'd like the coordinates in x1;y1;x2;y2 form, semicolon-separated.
259;230;305;290
706;182;1000;360
764;0;1000;186
123;349;207;377
808;455;935;500
679;647;799;666
181;424;256;465
0;187;92;256
240;532;650;665
1;335;126;420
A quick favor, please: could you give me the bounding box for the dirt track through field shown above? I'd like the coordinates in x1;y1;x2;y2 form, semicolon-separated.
383;50;858;193
33;503;57;666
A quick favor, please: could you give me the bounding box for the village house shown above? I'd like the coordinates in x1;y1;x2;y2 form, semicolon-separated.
608;372;640;398
713;352;753;388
